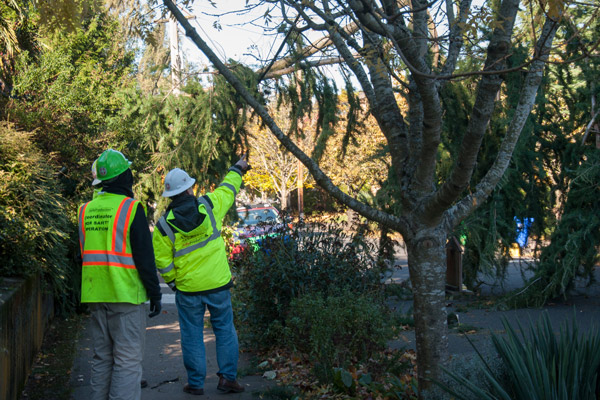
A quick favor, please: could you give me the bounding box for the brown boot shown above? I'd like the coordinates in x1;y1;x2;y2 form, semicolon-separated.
217;376;245;393
183;384;204;395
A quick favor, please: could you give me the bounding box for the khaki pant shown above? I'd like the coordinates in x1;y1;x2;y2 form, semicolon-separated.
89;303;146;400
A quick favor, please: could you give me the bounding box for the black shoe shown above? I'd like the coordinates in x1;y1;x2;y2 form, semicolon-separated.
183;384;204;395
141;379;148;388
217;376;245;393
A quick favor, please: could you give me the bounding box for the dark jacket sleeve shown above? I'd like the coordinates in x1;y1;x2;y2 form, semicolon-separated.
130;203;162;301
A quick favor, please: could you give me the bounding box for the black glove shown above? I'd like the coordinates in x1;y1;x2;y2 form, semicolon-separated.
148;297;162;318
234;154;250;173
167;281;177;292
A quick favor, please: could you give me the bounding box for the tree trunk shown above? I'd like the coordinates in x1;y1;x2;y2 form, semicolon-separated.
280;187;288;210
406;231;449;395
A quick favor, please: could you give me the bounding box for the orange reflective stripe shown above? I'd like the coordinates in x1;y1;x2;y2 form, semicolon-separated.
82;262;137;270
83;250;136;269
80;196;137;269
112;198;129;251
113;198;136;253
84;250;133;256
120;200;136;254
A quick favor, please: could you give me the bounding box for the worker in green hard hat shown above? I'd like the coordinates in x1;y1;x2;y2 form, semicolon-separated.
77;149;161;400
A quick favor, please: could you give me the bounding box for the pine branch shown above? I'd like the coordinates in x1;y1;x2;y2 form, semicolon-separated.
162;0;408;233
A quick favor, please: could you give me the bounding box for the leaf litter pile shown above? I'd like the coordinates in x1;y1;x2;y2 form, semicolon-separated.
255;347;419;399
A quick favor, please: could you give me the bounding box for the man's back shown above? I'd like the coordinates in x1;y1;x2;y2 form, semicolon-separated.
79;191;148;304
153;165;244;293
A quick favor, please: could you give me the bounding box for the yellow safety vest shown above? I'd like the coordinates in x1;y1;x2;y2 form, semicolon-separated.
153;171;241;293
78;192;148;304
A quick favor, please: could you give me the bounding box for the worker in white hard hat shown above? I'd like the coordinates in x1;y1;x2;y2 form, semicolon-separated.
153;155;249;396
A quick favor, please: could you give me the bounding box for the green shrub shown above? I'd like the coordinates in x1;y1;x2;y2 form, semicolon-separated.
285;291;394;381
0;123;77;314
365;374;418;400
231;221;388;348
437;310;600;400
506;151;600;308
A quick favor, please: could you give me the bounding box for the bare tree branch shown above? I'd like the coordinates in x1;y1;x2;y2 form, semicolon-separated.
423;0;521;223
256;20;359;76
439;0;472;77
581;110;599;145
346;0;443;193
447;15;560;227
264;56;348;79
162;0;409;233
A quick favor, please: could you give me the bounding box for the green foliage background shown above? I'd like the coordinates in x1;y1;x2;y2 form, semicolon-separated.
115;63;258;216
444;12;600;304
0;4;256;313
1;0;599;316
1;10;136;314
231;221;389;348
0;124;75;313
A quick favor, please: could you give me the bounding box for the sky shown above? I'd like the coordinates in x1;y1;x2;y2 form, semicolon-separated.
168;0;461;88
173;1;358;88
174;0;459;67
176;1;280;71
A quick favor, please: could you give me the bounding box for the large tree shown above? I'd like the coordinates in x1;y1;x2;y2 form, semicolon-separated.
162;0;597;394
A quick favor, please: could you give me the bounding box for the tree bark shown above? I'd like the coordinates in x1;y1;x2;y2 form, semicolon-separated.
406;231;449;392
280;186;288;210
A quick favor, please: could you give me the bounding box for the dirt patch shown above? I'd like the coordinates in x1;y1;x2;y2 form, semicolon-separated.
20;314;84;400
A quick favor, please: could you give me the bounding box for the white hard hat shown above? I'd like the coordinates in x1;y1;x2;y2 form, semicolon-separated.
91;160;102;186
162;168;196;197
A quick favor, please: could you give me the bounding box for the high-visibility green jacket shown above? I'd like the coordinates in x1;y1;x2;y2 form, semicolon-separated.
78;192;149;304
153;169;242;294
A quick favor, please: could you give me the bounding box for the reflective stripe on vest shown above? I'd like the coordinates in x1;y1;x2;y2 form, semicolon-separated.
219;182;237;197
82;251;136;268
159;196;221;260
158;262;175;274
78;201;90;254
113;198;136;253
157;216;176;246
81;197;137;269
156;217;176;274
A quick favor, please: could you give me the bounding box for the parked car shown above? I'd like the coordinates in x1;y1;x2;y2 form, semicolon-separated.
229;203;290;258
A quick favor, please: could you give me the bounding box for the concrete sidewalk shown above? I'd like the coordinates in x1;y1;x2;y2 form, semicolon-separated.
388;262;600;358
70;261;600;398
390;293;600;357
70;296;275;399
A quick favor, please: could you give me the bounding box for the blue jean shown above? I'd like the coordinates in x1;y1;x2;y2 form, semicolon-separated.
176;289;239;388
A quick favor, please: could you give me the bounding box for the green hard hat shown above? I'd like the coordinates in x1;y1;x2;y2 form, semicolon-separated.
95;149;132;181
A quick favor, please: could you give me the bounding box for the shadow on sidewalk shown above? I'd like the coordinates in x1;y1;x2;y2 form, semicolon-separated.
70;303;276;399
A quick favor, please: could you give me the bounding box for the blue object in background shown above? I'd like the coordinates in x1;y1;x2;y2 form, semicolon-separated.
515;217;534;247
